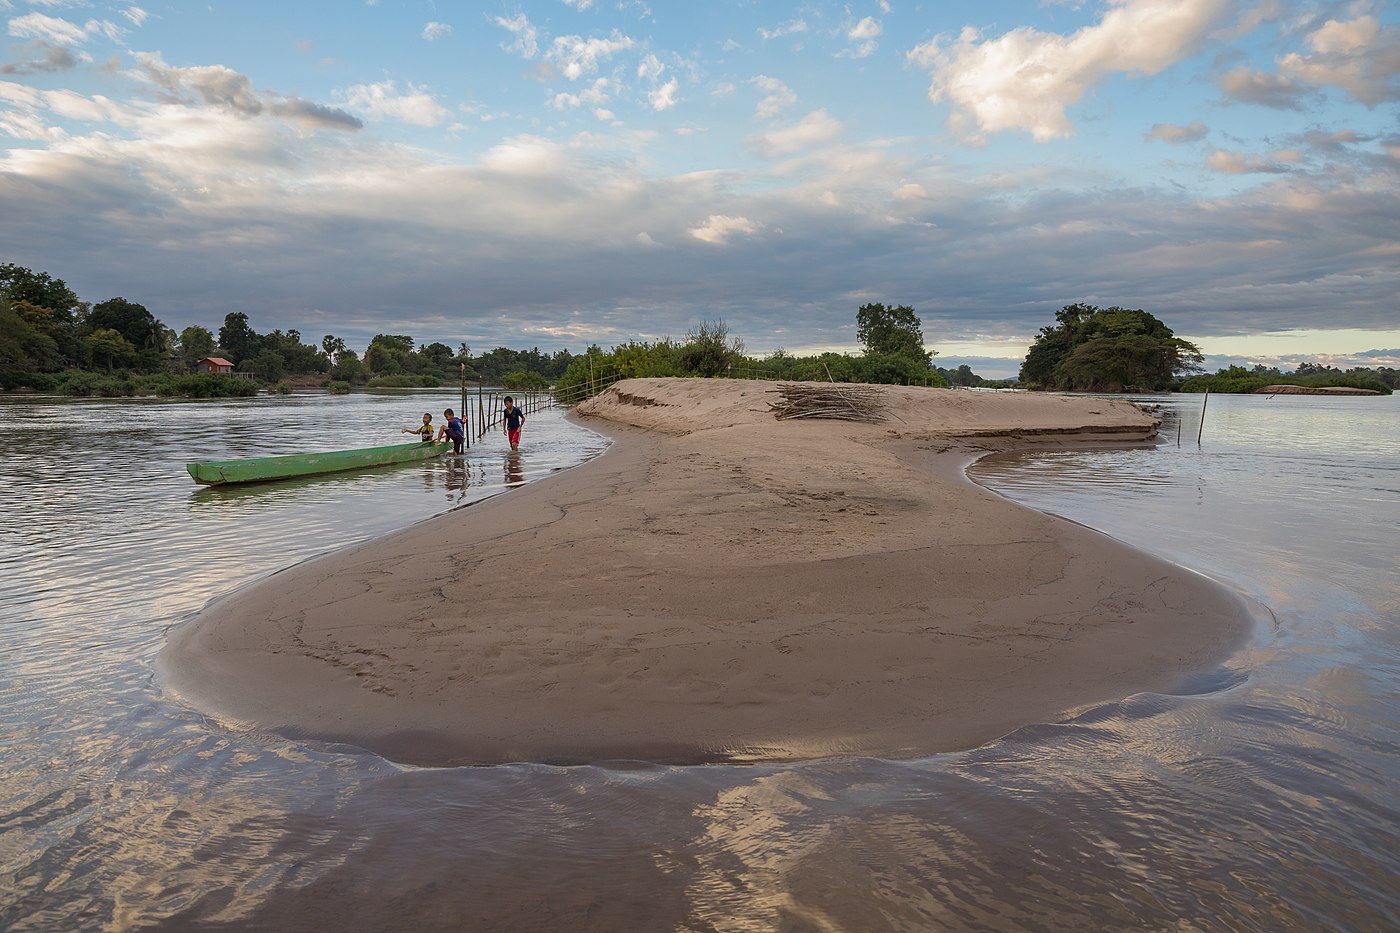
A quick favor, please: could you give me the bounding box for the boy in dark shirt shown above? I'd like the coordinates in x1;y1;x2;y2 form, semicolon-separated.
438;408;465;454
502;396;525;451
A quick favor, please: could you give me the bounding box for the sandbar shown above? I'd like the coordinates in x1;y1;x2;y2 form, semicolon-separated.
158;379;1254;765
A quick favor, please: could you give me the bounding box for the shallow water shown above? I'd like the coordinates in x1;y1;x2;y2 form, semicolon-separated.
1;390;1397;930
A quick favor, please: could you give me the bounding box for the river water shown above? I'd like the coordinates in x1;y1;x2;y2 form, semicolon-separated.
0;389;1396;930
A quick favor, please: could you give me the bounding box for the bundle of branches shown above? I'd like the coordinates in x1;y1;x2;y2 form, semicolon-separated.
768;383;886;422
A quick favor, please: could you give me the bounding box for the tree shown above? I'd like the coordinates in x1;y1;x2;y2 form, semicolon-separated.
0;263;80;322
321;334;347;362
679;319;745;376
89;298;160;352
365;334;414;374
179;325;217;366
218;312;261;364
1019;304;1201;391
856;303;931;365
83;328;137;372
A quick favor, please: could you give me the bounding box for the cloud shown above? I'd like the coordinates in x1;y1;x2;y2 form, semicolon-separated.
1204;149;1291;174
122;7;148;28
749;109;842;157
0;43;81;75
562;0;595;10
758;19;807;41
548;77;611;110
839;16;881;59
751;75;796;118
344;80;450;126
1278;14;1400;106
648;78;679;111
690;214;759;244
547;31;634;80
637;53;663;82
269;98;363;131
909;0;1230;141
1146;121;1208;144
1218;67;1306;109
131;52;262;115
422;22;452;42
495;13;539;59
8;12;87;45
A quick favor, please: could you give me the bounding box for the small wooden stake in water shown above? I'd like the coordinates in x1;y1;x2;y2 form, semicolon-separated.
1197;389;1210;445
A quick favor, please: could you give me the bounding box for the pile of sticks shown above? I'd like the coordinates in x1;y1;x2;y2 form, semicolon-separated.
767;382;886;422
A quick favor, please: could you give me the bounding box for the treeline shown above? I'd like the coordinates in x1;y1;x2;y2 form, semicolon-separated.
1018;303;1393;395
3;266;972;397
0;262;578;395
552;308;955;402
1179;363;1395;395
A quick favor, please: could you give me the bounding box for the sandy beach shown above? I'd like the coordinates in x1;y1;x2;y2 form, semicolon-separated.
158;379;1254;766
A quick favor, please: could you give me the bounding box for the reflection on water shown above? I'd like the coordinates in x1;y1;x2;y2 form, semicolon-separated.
2;391;1398;930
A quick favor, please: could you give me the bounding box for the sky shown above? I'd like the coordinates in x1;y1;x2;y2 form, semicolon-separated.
1;1;1397;378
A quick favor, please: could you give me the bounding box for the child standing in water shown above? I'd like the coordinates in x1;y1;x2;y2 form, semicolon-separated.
502;396;525;451
402;412;433;442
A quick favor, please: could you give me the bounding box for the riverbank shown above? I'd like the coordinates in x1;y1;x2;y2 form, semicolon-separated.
158;379;1255;765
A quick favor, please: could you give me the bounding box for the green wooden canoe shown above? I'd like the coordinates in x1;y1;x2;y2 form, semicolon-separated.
187;440;453;486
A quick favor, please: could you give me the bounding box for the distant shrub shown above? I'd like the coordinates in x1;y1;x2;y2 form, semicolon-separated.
144;373;256;398
326;380;352;394
367;374;442;388
273;381;293;395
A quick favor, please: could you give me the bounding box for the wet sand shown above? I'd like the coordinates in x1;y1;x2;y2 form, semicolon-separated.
158;379;1254;765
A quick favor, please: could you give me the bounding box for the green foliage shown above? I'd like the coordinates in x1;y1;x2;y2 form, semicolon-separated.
218;312;261;364
245;348;286;383
366;374;442;388
1020;304;1201;391
152;373;260;398
679;319;745;376
325;380;353;394
43;370;259;398
1179;364;1393;394
855;303;931;364
178;325;217;366
90;297;161;356
0;263;80;322
501;370;550;391
82;328;138;372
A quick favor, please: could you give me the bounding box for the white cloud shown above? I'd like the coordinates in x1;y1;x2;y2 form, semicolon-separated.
547;31;634;80
562;0;595;10
1146;121;1208;144
344;80;450;126
123;7;149;28
8;12;87;45
648;77;679;111
839;17;882;59
690;214;759;244
548;77;611;110
637;53;664;81
758;19;807;41
751;75;796;118
496;13;539;59
1278;15;1400;106
750;109;842;157
894;182;929;200
909;0;1230;141
422;22;452;42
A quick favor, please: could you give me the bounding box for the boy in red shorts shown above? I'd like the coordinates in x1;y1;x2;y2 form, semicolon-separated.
502;396;525;451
